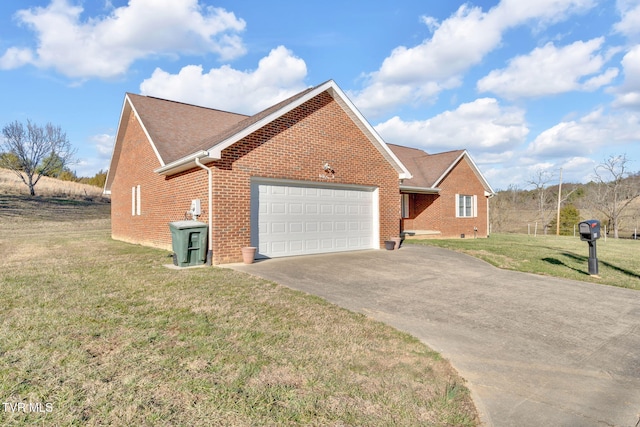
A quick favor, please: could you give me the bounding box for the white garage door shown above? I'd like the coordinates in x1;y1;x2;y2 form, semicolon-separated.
251;180;378;258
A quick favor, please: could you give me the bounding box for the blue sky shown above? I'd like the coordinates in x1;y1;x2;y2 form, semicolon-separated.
1;0;639;190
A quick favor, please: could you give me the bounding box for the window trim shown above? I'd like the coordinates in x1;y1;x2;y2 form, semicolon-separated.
456;194;477;218
132;185;141;216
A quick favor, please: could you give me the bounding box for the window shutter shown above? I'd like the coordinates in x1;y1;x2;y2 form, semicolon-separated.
136;185;141;216
455;194;460;218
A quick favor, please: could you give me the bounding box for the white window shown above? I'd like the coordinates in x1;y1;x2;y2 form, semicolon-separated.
456;194;477;218
132;185;141;216
401;194;410;219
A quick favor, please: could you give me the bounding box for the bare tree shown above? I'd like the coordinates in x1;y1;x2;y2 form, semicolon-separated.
589;154;639;238
490;184;524;232
0;120;76;196
528;169;555;234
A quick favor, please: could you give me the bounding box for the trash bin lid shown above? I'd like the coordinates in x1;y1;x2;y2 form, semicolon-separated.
169;220;207;230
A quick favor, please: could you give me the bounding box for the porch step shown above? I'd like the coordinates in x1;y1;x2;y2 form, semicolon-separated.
401;230;441;238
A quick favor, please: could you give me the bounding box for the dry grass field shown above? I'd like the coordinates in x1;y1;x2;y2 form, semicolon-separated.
0;177;478;425
0;168;105;199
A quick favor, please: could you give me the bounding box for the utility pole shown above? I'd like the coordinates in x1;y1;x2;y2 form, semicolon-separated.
556;168;563;236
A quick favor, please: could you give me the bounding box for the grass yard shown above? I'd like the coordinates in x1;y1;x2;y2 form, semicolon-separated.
0;194;478;426
407;233;640;290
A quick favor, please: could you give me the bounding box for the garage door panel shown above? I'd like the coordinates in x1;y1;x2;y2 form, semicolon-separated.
290;222;303;233
289;240;304;252
289;187;303;196
320;204;333;215
348;237;361;247
251;181;377;258
335;238;348;249
321;239;334;249
321;222;333;232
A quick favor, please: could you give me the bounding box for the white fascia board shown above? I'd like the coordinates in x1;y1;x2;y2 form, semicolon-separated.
432;151;466;189
104;97;132;193
462;152;495;195
105;94;168;191
154;151;210;175
206;82;332;160
126;94;165;168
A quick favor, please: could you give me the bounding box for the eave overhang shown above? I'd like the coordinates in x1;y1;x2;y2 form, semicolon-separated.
400;185;440;194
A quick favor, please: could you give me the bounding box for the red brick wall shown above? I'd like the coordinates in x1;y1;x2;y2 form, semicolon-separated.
402;158;489;238
110;112;209;250
111;92;400;263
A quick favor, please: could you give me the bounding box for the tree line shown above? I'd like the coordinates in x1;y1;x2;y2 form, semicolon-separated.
0;120;107;196
491;155;640;239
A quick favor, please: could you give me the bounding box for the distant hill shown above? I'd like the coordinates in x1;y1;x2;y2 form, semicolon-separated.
490;177;640;238
0;168;108;199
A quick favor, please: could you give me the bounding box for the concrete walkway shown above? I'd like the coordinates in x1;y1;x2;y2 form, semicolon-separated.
226;244;640;426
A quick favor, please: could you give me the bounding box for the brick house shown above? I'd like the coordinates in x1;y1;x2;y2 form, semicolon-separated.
389;144;495;239
104;80;493;264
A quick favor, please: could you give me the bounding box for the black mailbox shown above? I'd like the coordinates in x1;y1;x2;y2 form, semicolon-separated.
579;220;601;241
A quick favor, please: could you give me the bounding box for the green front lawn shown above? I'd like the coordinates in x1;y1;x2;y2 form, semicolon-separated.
0;195;478;426
408;233;640;290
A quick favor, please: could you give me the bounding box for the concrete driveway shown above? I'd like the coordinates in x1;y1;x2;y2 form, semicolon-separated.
226;244;640;427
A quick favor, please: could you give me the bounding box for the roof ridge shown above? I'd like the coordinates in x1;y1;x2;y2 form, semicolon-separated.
429;148;466;155
126;92;249;118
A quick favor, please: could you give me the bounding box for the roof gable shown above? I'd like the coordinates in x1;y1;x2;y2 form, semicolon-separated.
388;144;494;194
126;93;248;165
104;94;248;192
154;80;411;179
106;80;411;192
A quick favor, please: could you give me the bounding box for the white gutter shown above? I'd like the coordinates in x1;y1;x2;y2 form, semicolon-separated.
155;150;210;175
195;154;213;266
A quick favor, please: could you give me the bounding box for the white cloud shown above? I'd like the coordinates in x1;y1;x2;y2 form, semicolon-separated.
482;155;597;190
528;108;640;157
0;0;246;79
351;0;595;116
73;132;115;177
491;0;596;29
0;47;34;69
612;44;640;109
614;0;640;40
139;46;308;114
91;133;116;157
374;97;529;153
477;38;618;99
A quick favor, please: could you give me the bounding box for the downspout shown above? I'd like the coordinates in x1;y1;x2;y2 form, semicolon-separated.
487;193;495;237
195;155;213;266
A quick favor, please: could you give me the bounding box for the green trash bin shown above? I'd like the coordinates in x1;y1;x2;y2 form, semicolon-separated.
169;221;208;267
